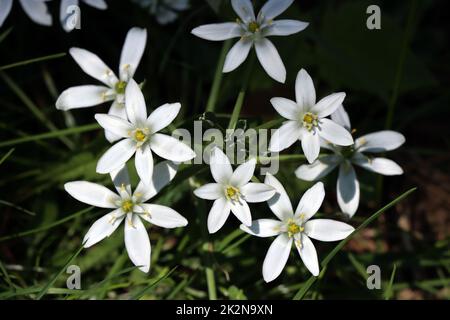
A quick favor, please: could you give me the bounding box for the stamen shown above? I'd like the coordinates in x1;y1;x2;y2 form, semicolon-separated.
115;80;127;95
225;186;240;202
302;112;319;131
121;199;134;213
248;21;260;33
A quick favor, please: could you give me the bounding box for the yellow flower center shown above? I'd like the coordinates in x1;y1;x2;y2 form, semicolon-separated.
302;112;319;131
248;21;260;33
225;186;240;201
115;80;127;94
121;199;134;213
287;220;304;238
134;130;147;142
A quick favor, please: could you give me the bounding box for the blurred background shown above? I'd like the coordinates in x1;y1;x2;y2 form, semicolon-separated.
0;0;448;299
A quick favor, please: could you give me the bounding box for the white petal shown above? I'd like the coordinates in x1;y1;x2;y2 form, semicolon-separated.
209;147;232;184
125;79;147;125
83;209;124;248
264;173;293;221
255;38;286;83
319;118;353;146
135;145;154;186
331;104;351;131
110;164;131;195
295;155;341;181
231;0;255;23
240;219;283;237
149;133;195;162
191;22;242;41
229;158;256;187
241;183;276;203
0;0;13;27
194;183;223;200
19;0;52;26
229;200;252;226
269;120;302;152
355;131;405;153
337;162;359;217
223;39;253;73
64;181;119;208
305;219;355;242
96;139;136;174
146;103;181;134
56;85;111;110
263;19;309;36
262;234;292;282
296;234;319;276
124;214;151;273
295;68;316;109
95;114;134;139
311;92;346;118
133;161;178;202
83;0;107;10
270;97;301;121
353;156;403;176
207;197;230;234
259;0;293;21
301;131;320;164
105;101;128;143
295;181;324;221
69;48;117;86
119;27;147;81
138;204;187;228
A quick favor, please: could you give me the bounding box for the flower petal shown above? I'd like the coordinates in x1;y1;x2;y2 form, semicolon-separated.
56;85;112;110
223;38;253;73
19;0;52;26
231;0;255;23
255;38;286;83
301;131;320;164
124;214;151;273
259;0;293;21
110;164;132;196
0;0;13;27
135;144;154;186
146;103;181;134
262;233;292;282
240;219;283;237
331;104;351;131
96;139;136;174
353;155;403;176
295;234;319;276
105;101;128;143
295;155;341;181
355;131;405;153
264;173;293;221
60;0;78;32
194;183;223;200
263;19;309;36
311;92;346;118
229;158;256;187
64;181;119;208
209;147;232;184
69;48;117;86
83;209;124;248
229;200;252;226
318;118;353;146
269;120;302;152
191;22;242;41
125;79;147;125
119;27;147;81
295;68;316;109
270;97;301;121
83;0;107;10
337;162;359;217
295;181;325;221
95;114;134;139
305;219;355;242
207;197;230;234
241;183;276;203
133;161;178;202
138;204;187;228
149;133;195;162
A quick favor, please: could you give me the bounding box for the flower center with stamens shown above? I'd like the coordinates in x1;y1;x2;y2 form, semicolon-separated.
341;145;355;158
287;219;304;238
225;186;240;202
248;21;260;33
121;199;134;213
115;80;127;95
302;112;319;131
134;129;147;142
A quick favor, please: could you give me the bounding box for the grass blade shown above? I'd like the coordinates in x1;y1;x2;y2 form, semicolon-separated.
384;264;397;300
0;148;14;166
131;266;178;299
0;53;66;71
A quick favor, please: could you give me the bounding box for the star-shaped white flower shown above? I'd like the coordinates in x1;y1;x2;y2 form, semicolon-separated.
0;0;52;27
241;174;354;282
191;0;308;83
56;27;147;142
60;0;107;32
64;161;187;273
194;147;276;233
94;79;196;185
269;68;354;163
295;105;405;217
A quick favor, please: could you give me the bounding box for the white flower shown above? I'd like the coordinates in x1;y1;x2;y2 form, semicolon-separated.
60;0;107;32
269;68;354;163
132;0;190;25
64;161;187;273
95;79;196;185
0;0;52;27
194;147;276;234
241;174;354;282
56;27;147;142
295;105;405;217
191;0;308;83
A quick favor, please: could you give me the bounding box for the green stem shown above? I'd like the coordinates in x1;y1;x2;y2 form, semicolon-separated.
0;53;66;71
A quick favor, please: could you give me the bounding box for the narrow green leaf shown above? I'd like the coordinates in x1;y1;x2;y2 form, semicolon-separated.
131;266;178;299
384;264;397;300
0;53;66;71
0;148;14;166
